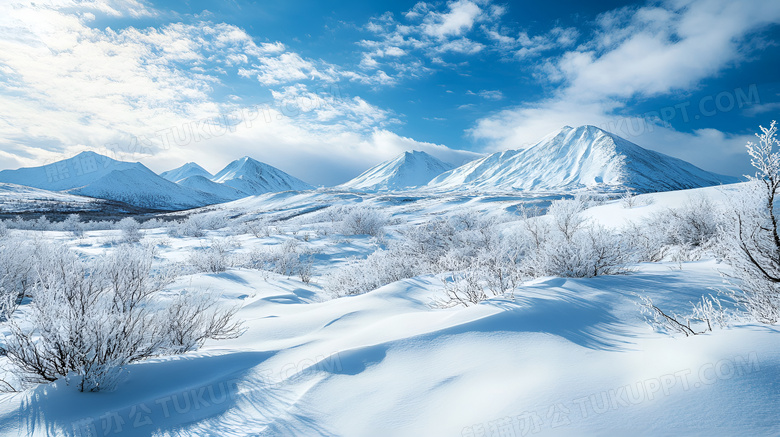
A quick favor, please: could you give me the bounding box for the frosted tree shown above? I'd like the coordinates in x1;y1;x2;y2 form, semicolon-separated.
725;121;780;323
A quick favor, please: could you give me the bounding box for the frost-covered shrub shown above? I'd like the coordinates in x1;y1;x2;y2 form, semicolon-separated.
241;217;275;238
637;294;731;337
0;221;7;239
339;206;388;237
521;223;634;278
117;217;142;243
326;249;419;296
2;244;241;392
519;198;636;278
62;214;85;238
243;239;315;281
629;195;725;262
0;239;38;320
188;240;234;274
326;211;514;298
30;215;52;231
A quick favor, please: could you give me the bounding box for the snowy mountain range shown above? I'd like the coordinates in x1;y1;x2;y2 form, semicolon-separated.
338;151;455;192
0;152;313;210
0;126;741;211
427;125;739;193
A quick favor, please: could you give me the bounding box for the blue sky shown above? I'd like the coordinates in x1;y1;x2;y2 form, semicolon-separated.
0;0;778;185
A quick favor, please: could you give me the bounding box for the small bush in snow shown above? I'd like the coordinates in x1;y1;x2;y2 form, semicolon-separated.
637;294;730;337
0;239;40;320
2;244;241;392
520;198;636;278
62;214;85;238
339;206;388;237
117;217;142;243
188;240;234;274
0;221;7;239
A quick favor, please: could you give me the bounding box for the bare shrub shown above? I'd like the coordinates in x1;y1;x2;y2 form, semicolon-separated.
637;294;730;337
520;198;636;278
2;244;241;392
721;121;780;323
188;240;234;274
243;238;316;282
339;206;388;237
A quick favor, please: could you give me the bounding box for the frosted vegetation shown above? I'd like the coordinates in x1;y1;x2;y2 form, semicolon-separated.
0;123;779;397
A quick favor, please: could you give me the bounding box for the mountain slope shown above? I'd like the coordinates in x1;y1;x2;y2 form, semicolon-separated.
339;151;455;192
428;125;740;193
177;175;246;202
160;162;213;183
0;152;220;210
211;157;313;195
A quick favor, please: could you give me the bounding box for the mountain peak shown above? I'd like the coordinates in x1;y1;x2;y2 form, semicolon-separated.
339;150;455;192
211;157;312;195
428;126;740;193
160;162;212;183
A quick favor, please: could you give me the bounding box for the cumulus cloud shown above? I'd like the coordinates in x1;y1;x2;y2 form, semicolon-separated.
357;0;507;79
0;1;474;184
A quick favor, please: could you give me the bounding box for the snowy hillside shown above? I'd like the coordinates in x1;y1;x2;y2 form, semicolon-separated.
159;162;213;183
0;183;144;216
0;152;220;210
211;156;314;195
428;125;740;193
339;151;455;192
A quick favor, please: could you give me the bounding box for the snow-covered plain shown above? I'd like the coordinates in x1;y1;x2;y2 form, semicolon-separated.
0;184;778;437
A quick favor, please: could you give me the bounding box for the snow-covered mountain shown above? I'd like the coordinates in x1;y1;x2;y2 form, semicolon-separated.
339;151;455;192
177;175;245;202
0;152;220;210
159;162;212;183
428;125;740;193
211;156;313;195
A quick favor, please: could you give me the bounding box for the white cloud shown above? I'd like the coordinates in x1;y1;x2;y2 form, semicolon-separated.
422;0;484;39
357;0;506;78
468;90;504;100
0;1;473;185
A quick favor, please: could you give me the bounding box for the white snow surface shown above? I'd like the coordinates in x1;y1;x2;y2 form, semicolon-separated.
159;163;213;183
211;156;314;195
0;182;778;436
338;151;455;192
427;125;740;193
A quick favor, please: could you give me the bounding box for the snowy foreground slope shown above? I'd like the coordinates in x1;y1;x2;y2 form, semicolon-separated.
428;125;739;193
0;184;778;437
338;151;455;192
